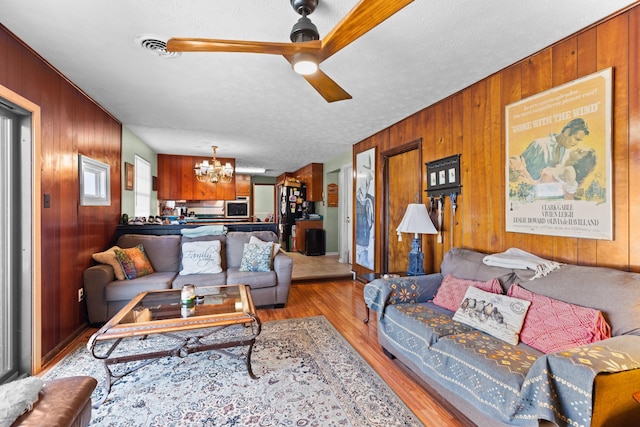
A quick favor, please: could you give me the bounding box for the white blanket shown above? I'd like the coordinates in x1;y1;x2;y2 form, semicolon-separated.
482;248;562;280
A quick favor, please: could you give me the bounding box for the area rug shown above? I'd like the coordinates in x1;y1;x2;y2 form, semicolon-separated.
44;316;423;426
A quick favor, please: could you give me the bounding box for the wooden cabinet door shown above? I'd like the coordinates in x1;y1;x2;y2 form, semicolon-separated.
236;174;251;197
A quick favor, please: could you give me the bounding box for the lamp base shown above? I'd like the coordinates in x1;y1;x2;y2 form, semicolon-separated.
406;237;425;276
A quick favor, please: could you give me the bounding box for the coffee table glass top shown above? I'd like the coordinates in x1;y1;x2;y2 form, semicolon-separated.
119;285;246;325
93;284;256;341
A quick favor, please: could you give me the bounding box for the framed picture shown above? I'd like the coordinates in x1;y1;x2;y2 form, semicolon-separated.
355;148;375;270
79;155;110;206
505;68;613;240
426;154;460;197
125;162;134;191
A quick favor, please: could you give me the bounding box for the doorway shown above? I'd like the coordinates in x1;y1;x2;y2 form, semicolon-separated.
253;183;275;222
0;88;40;382
383;140;422;274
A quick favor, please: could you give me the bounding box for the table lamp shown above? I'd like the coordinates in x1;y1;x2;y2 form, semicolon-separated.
396;203;438;276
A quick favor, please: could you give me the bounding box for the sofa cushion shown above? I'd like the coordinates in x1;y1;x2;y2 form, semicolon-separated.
440;247;517;292
171;272;227;288
105;272;176;301
117;234;182;272
507;284;611;353
92;246;126;281
0;376;44;426
226;267;277;290
114;245;155;280
513;264;640;337
453;286;531;345
179;240;223;275
432;274;503;312
239;242;273;272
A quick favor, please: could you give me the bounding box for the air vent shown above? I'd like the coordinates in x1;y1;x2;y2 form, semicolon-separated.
135;34;181;58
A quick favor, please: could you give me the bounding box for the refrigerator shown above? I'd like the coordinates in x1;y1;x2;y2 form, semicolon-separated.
277;182;306;251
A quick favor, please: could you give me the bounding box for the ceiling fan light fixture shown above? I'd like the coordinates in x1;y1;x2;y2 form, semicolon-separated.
292;52;318;75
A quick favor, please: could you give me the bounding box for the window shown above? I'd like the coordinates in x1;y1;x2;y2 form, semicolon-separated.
79;155;110;206
134;155;151;218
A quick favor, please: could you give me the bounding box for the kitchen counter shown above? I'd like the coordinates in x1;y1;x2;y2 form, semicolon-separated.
115;222;277;238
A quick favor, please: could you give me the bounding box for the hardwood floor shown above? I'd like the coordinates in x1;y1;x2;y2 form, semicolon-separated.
45;268;469;426
259;280;469;427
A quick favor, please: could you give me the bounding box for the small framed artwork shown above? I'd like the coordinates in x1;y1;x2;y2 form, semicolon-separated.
426;154;461;197
125;162;134;191
152;176;158;191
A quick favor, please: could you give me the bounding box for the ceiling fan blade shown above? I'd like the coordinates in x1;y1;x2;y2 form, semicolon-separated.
283;55;351;102
318;0;414;62
167;38;321;55
302;69;352;103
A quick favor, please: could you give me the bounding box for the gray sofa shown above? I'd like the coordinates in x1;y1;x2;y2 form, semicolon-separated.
84;231;292;324
364;247;640;427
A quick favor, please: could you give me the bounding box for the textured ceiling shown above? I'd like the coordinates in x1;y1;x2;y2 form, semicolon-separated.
0;0;635;176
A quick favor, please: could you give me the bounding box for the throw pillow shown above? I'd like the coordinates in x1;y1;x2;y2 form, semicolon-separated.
0;376;44;425
114;244;155;280
239;242;273;272
92;246;126;281
432;274;503;312
452;286;531;345
507;284;612;353
179;240;223;275
249;236;281;267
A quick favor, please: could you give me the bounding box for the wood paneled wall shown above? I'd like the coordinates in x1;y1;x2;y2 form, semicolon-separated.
0;26;122;364
353;5;640;278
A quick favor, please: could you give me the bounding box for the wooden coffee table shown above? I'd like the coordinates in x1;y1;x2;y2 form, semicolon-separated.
87;284;261;406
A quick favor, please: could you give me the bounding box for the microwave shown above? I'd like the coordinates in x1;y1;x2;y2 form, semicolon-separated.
225;200;250;218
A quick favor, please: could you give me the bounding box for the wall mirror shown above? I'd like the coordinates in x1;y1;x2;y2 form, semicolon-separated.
79;154;110;206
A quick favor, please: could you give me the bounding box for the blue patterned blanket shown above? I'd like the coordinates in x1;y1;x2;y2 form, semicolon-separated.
364;277;640;427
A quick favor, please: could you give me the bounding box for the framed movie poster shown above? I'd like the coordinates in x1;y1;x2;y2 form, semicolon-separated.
355;148;375;270
505;68;612;240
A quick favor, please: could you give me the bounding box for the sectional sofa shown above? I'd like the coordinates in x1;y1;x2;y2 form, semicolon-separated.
84;230;292;324
365;247;640;427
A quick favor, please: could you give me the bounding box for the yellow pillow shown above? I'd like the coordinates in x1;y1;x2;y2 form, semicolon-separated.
92;246;125;281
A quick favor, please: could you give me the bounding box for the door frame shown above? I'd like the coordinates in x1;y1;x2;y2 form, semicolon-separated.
339;163;353;264
0;84;42;375
381;139;422;273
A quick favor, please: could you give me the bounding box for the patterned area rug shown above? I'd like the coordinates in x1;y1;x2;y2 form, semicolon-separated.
44;316;422;426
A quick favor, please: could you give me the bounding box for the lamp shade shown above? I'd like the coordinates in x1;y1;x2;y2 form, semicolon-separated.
396;203;437;235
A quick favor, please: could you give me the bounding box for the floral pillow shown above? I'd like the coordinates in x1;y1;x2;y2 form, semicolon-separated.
453;286;531;345
114;244;155;280
239;242;273;272
507;284;612;353
432;274;503;312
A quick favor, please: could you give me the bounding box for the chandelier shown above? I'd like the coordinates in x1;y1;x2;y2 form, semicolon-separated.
193;146;234;184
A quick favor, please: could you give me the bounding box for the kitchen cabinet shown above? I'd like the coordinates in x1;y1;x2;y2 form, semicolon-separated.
158;154;236;200
294;163;323;201
235;174;251;197
295;219;323;254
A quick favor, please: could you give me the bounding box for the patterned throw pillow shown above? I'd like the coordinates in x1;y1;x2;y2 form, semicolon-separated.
432;274;503;312
179;240;223;275
507;284;612;353
114;244;155;280
453;286;531;345
249;236;280;268
92;245;126;280
239;242;273;272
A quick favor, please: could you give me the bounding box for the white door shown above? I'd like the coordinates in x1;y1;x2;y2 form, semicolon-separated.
339;164;353;265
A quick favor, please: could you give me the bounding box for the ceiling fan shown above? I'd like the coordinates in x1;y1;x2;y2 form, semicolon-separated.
166;0;414;103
